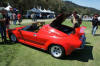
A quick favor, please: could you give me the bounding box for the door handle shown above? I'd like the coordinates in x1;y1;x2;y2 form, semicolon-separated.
33;34;37;36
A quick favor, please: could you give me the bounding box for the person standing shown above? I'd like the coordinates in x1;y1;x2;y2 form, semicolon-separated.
0;11;4;42
0;9;9;43
8;12;13;24
31;13;35;21
71;11;82;28
92;14;99;36
17;13;22;25
31;13;37;22
12;13;17;25
34;13;37;22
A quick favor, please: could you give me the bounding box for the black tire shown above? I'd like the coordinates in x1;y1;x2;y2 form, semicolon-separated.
10;34;17;42
49;45;65;58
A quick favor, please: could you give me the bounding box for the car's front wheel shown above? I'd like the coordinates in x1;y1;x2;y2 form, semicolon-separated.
10;34;17;42
49;45;65;58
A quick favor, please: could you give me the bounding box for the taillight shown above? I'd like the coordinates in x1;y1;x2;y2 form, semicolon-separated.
74;26;86;37
80;26;86;33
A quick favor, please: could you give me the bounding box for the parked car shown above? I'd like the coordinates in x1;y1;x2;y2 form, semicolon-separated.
7;13;86;58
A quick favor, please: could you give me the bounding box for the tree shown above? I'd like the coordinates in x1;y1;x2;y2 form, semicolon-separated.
1;0;100;15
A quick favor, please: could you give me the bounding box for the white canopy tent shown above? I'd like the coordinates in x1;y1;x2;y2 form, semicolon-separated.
27;8;55;19
29;8;55;14
41;9;54;14
4;5;12;11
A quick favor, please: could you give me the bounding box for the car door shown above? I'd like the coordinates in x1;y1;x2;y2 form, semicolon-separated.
35;33;48;45
20;29;48;46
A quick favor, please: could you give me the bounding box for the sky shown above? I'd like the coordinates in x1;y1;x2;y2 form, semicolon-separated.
63;0;100;10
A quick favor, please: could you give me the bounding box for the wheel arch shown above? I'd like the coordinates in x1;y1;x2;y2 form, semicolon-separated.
8;32;13;39
47;43;66;58
8;32;18;42
47;44;65;52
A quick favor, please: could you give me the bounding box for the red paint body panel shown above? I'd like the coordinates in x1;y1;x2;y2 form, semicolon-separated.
7;24;86;55
7;14;86;56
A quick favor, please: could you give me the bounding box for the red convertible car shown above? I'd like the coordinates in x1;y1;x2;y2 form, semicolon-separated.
7;14;86;58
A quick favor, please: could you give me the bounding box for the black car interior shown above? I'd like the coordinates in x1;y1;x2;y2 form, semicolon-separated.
50;13;74;34
55;25;74;34
22;22;45;32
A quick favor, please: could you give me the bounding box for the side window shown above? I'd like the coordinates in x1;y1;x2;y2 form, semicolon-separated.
22;25;31;31
22;25;39;32
22;22;45;32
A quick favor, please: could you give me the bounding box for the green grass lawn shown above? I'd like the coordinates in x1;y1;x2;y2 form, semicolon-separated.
0;19;100;66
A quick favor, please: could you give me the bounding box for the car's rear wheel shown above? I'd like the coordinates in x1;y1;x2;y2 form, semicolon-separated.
10;34;17;42
49;45;65;58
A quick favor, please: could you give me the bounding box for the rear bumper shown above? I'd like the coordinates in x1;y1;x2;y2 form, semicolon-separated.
65;34;86;55
76;34;86;49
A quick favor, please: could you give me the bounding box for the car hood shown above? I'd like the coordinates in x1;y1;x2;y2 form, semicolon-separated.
50;13;71;27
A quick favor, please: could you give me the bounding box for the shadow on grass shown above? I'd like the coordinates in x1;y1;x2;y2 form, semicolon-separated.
22;43;48;53
94;34;100;36
22;44;93;62
86;42;91;44
0;40;16;45
61;45;93;62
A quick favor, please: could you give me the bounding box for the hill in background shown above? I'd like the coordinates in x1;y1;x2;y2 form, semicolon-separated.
63;1;100;15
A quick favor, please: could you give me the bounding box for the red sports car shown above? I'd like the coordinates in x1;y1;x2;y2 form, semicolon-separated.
7;14;86;58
